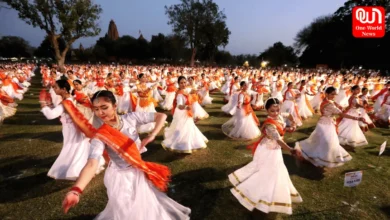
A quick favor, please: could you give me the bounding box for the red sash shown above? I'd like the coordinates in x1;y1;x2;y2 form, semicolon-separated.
247;117;284;155
62;100;171;192
372;88;387;101
381;93;390;106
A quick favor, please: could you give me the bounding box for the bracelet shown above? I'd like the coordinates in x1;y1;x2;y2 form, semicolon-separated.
70;186;83;195
67;191;80;197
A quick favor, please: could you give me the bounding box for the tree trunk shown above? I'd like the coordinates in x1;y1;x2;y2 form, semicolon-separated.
190;47;197;67
49;34;65;70
57;56;65;70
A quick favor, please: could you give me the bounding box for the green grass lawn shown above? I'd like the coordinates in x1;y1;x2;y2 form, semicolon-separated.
0;74;389;220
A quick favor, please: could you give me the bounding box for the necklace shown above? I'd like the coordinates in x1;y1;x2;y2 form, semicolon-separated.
109;115;122;130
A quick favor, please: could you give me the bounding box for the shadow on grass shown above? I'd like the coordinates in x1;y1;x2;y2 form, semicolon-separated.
59;215;96;220
208;111;230;118
0;131;62;143
169;167;230;220
283;154;325;181
0;156;71;203
196;123;223;129
4;115;61;126
380;206;390;217
202;130;231;141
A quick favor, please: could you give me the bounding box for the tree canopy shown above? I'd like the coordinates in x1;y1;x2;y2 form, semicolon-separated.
2;0;102;68
165;0;230;66
0;36;33;58
295;0;390;69
259;42;298;67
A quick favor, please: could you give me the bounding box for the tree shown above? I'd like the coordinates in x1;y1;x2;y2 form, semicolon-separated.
259;42;298;67
165;0;230;66
0;36;33;57
150;33;167;59
34;35;67;59
2;0;102;68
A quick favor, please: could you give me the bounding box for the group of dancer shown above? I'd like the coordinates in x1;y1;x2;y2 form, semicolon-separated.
2;63;390;219
0;64;35;123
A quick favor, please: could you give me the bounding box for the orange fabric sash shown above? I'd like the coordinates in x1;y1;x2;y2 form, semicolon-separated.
240;92;259;126
201;79;209;90
229;81;237;96
129;92;138;112
62;100;171;192
0;92;14;105
166;80;176;93
372;88;387;101
74;91;92;109
247;117;284;155
172;90;193;117
137;87;157;108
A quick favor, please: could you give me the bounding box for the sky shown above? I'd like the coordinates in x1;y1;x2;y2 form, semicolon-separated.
0;0;345;55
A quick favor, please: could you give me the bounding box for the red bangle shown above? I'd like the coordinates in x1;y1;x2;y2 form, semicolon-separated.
70;186;83;194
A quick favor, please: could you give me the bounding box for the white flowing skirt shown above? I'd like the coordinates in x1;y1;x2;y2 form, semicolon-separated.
221;109;260;140
117;92;131;114
0;102;17;120
221;93;239;115
335;89;349;108
160;92;176;110
192;101;209;120
338;109;368;147
48;124;91;180
162;108;208;153
281;100;303;127
228;138;302;215
376;104;390;122
251;93;264;109
95;162;191;220
295;121;352;168
270;91;283;103
199;89;213;106
296;96;313;118
136;102;156;134
310;93;323;110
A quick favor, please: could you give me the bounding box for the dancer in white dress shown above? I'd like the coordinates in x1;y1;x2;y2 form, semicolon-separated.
337;85;368;147
162;76;208;153
62;90;191;219
222;81;261;140
40;80;103;180
228;98;302;215
295;86;364;168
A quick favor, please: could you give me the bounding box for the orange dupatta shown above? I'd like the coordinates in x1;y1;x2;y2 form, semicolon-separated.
74;91;92;109
239;92;259;126
247;117;285;155
61;100;171;192
171;90;193;117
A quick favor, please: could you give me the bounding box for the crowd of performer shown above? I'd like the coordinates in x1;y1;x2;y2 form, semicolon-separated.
1;63;390;219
